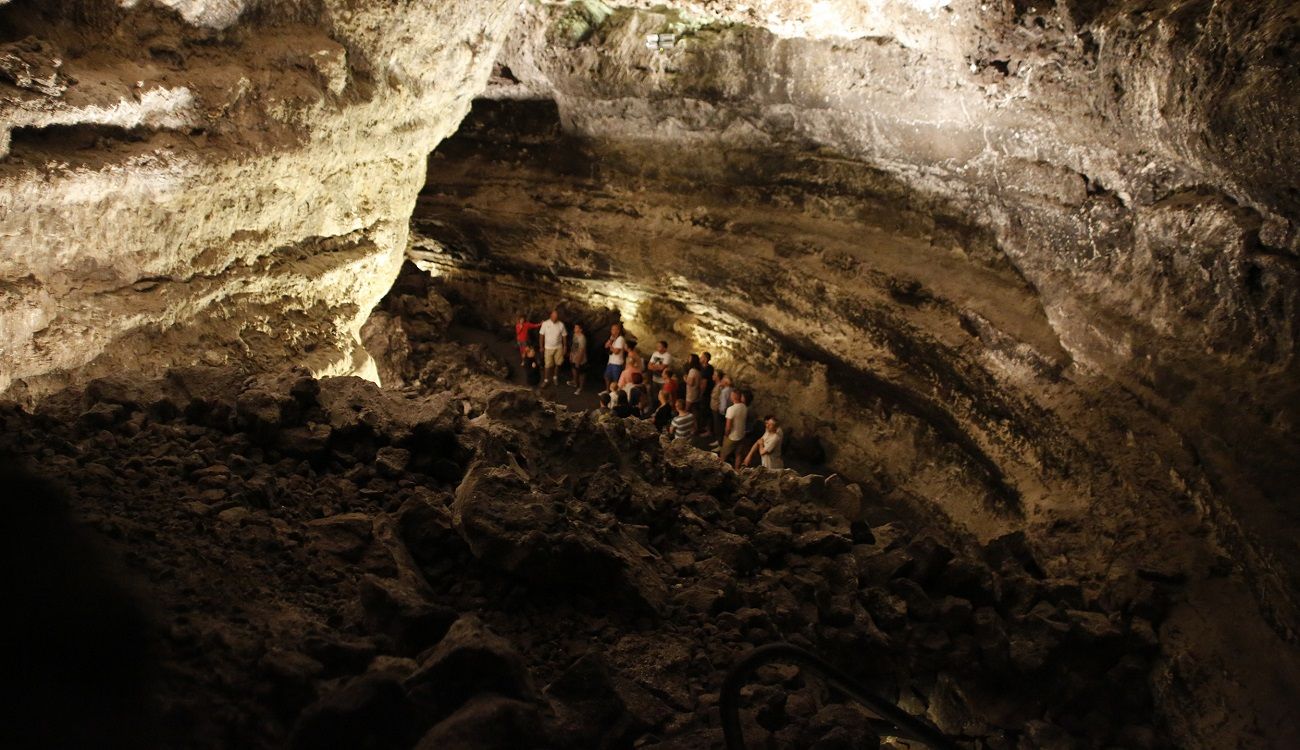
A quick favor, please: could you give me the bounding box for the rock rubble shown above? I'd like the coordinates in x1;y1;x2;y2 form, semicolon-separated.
1;352;1172;749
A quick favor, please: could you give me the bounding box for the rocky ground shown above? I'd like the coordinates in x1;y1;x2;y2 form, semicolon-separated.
1;280;1177;750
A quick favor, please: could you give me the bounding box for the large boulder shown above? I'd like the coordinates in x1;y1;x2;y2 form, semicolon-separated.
404;615;535;719
544;652;674;747
290;668;424;750
413;694;541;750
451;462;668;613
315;376;459;445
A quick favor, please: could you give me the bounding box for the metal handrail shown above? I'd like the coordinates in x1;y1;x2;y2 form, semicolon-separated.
720;643;960;750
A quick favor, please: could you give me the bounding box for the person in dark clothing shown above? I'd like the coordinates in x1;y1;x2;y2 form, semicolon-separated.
522;344;542;387
617;372;647;418
652;388;674;432
698;352;716;433
696;353;717;428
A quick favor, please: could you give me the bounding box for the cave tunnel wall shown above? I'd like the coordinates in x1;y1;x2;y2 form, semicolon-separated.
0;0;519;399
410;0;1300;640
0;2;1298;747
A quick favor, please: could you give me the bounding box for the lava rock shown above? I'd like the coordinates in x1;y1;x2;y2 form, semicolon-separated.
374;446;412;477
452;463;667;613
901;534;954;585
985;531;1046;579
413;694;541;750
78;402;124;430
358;574;456;654
278;424;331;458
291;668;423;750
306;512;374;561
404;615;535;719
545;652;674;746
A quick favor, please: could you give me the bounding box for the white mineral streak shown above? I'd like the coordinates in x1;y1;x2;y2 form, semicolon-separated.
2;87;197;157
0;0;520;397
120;0;247;29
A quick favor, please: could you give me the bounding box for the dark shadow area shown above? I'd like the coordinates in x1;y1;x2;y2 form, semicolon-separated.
0;460;160;750
4;122;153;159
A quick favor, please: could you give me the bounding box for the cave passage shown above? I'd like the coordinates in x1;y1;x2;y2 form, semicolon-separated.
4;2;1300;750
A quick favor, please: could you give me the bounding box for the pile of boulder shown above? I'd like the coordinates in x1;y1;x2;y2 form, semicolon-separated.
0;358;1173;749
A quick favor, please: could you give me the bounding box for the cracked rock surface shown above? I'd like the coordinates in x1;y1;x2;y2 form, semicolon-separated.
0;0;517;399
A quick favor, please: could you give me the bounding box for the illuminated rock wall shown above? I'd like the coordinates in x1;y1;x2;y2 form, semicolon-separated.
470;0;1300;627
412;4;1300;745
0;0;518;399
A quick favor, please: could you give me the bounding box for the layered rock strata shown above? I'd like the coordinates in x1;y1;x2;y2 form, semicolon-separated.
414;0;1300;646
0;0;517;399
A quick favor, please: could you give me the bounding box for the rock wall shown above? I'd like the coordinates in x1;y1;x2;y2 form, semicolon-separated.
420;0;1300;633
0;0;519;400
406;4;1300;745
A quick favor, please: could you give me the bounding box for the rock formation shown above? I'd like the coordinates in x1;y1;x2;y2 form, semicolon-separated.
424;0;1300;629
3;1;1299;748
0;340;1175;749
0;0;517;399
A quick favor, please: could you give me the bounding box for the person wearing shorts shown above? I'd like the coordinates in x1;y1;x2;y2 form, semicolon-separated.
538;309;567;388
604;323;626;387
718;389;748;468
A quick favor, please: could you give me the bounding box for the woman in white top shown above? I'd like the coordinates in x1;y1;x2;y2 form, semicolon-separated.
745;416;784;470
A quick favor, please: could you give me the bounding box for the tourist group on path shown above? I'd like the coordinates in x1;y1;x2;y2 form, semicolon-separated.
515;311;784;470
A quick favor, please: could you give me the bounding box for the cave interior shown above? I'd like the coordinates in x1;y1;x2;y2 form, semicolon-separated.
1;1;1298;749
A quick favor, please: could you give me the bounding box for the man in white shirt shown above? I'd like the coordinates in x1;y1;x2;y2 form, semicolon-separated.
744;416;784;470
604;323;626;387
538;309;568;388
719;389;748;468
647;340;672;402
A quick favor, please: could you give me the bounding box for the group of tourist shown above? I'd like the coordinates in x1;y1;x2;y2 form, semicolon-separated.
514;313;784;470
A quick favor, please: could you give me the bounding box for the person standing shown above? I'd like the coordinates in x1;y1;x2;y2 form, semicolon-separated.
647;340;673;403
718;389;748;468
538;309;567;389
522;344;542;388
671;399;696;441
684;354;702;421
514;314;541;366
604;323;627;388
619;343;645;388
744;416;784;470
710;373;733;450
698;352;716;432
569;323;588;395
